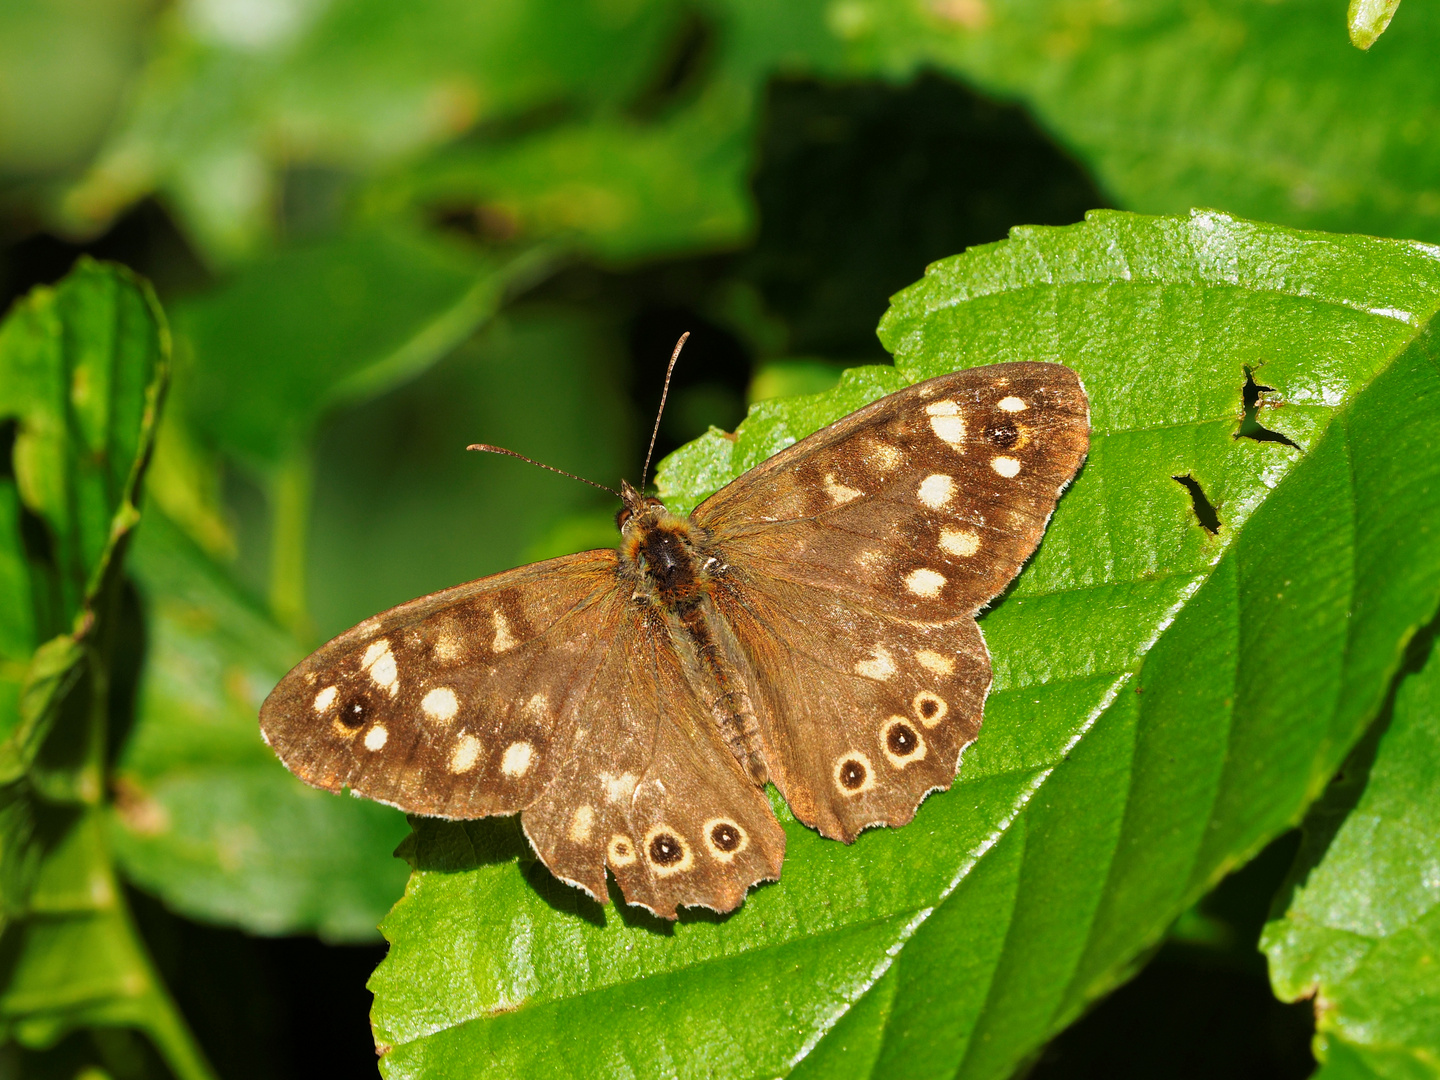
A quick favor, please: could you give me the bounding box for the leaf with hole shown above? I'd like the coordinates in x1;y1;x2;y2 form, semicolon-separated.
367;210;1440;1077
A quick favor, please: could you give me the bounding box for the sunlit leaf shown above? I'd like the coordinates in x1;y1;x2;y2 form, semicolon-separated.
1262;631;1440;1079
0;262;213;1078
369;210;1440;1077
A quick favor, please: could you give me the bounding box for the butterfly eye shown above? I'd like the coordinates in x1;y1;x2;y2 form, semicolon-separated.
615;506;632;530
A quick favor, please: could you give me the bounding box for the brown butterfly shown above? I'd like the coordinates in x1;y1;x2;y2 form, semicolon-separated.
259;349;1089;919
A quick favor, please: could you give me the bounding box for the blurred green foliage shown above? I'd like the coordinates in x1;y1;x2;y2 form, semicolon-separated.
0;0;1438;1077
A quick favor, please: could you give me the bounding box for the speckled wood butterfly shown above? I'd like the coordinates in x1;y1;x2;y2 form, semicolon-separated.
260;357;1088;918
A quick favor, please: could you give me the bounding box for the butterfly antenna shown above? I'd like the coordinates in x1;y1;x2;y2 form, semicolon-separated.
640;331;690;492
466;444;622;499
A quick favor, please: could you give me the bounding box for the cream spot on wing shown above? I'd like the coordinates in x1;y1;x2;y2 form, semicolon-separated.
600;772;637;804
501;741;534;778
433;633;462;662
824;473;863;505
930;414;967;446
916;650;955;676
492;610;517;653
868;440;903;471
523;692;549;716
914;691;949;727
905;567;947;597
857;548;884;571
918;473;955;509
643;825;694;876
854;645;896;681
421;687;458;723
361;639;399;696
363;725;388;751
926;399;961;416
450;733;481;773
608;834;637;867
940;526;981;557
313;685;337;713
991;456;1021;478
568;805;595;844
998;396;1027;412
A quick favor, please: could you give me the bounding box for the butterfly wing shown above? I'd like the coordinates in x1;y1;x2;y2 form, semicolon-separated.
521;610;784;918
707;572;988;840
694;363;1089;839
696;363;1090;621
260;550;624;819
260;550;784;917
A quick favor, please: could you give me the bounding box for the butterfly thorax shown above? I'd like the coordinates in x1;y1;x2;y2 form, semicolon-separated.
616;480;715;609
616;480;769;785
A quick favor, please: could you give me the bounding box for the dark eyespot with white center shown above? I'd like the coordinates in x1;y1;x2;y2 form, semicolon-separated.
882;717;928;768
888;722;917;756
986;423;1019;449
704;818;749;861
643;827;694;875
834;753;876;795
333;691;373;731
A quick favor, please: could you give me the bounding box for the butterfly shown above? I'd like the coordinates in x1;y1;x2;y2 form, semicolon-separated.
259;355;1089;919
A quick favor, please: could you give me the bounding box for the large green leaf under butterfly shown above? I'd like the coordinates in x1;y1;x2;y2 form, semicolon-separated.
370;210;1440;1079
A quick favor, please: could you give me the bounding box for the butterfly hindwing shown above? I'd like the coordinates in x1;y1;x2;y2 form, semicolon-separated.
710;570;989;841
522;614;785;917
696;362;1090;621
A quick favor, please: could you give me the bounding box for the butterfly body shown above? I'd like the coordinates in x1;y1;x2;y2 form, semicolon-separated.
260;363;1090;917
617;480;770;786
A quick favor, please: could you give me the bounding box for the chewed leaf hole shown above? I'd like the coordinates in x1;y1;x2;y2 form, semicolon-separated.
1173;474;1221;535
1235;367;1300;449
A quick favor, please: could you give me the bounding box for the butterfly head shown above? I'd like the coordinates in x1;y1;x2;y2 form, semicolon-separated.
616;479;669;534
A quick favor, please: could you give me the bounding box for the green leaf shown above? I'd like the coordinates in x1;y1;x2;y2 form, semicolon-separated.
376;78;757;262
1349;0;1403;49
1262;631;1440;1079
0;262;214;1078
174;227;550;470
368;210;1440;1077
856;0;1440;243
59;0;680;260
109;510;411;942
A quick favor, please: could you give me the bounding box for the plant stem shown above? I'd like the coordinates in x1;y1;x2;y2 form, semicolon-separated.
268;448;314;642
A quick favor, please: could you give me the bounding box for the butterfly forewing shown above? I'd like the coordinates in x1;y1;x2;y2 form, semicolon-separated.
696;363;1090;620
259;551;621;818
